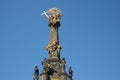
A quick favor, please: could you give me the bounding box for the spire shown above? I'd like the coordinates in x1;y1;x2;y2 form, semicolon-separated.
46;8;62;60
48;8;61;43
41;8;61;43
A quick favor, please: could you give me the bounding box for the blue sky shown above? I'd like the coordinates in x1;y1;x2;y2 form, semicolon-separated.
0;0;120;80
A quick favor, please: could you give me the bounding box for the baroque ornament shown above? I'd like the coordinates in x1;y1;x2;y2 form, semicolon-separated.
48;8;61;26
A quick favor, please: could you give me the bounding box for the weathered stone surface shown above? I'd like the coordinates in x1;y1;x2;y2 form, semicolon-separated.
34;8;73;80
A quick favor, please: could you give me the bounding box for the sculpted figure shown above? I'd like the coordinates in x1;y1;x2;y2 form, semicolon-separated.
68;67;73;80
42;58;48;68
61;58;66;72
49;8;61;26
34;66;39;80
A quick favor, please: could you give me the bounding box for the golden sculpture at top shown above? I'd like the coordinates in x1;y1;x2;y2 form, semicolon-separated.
48;8;61;26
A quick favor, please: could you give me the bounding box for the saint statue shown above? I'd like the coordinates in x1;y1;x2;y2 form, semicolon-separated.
34;66;39;80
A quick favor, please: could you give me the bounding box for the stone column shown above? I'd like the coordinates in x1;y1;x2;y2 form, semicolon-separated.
46;8;62;60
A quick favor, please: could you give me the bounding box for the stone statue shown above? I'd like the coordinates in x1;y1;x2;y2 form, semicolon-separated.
34;66;39;80
42;58;48;69
68;67;73;80
42;58;47;67
49;8;61;26
47;40;61;59
61;58;66;72
41;8;61;25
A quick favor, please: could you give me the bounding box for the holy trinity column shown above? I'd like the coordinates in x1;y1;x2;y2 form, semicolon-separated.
33;8;73;80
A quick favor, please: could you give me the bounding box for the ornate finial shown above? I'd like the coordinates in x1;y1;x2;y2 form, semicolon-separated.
41;8;62;26
48;8;61;26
